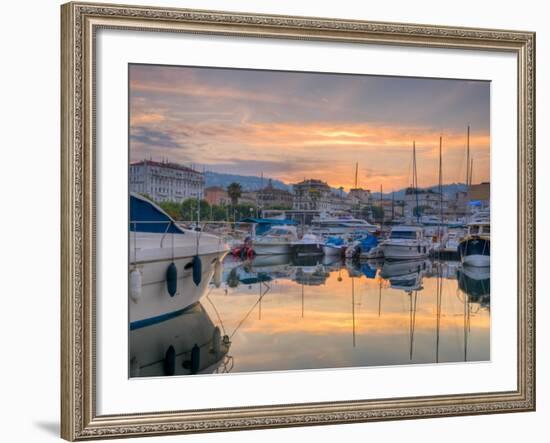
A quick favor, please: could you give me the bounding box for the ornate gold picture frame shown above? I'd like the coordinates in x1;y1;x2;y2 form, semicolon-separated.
61;1;535;440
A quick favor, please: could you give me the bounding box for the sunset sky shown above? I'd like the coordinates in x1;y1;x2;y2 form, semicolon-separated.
129;64;490;191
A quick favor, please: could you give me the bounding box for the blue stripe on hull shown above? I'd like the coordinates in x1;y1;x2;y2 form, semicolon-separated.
130;302;198;330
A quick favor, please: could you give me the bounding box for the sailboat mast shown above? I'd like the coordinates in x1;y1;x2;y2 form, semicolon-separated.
466;125;470;187
355;162;361;218
380;184;383;226
413;140;419;223
439;136;443;239
391;190;395;221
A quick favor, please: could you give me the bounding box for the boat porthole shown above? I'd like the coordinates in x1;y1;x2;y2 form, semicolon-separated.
184;262;193;270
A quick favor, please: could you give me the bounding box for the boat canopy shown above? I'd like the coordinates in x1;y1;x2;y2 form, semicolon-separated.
130;193;185;234
326;236;345;246
238;217;297;236
359;234;378;251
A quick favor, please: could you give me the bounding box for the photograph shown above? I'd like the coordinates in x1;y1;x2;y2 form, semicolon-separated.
128;64;491;377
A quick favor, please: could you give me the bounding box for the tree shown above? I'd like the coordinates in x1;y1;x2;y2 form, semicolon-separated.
180;199;198;221
210;204;229;221
227;182;243;206
158;201;182;220
180;198;212;221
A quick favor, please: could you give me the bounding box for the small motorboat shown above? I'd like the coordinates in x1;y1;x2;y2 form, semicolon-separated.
322;236;346;256
291;233;324;256
458;221;490;267
344;234;381;260
251;225;298;255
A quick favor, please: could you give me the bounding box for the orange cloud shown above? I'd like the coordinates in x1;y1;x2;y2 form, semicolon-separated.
130;115;490;190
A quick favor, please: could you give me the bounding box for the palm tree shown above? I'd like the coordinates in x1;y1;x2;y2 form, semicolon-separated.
227;182;242;207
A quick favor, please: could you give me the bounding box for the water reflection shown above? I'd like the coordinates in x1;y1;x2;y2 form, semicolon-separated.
129;303;233;377
129;255;490;377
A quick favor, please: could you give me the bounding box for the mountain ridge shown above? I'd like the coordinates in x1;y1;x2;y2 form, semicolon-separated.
205;171;469;199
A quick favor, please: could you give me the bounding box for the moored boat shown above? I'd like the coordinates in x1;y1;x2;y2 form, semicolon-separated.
344;233;380;259
311;213;378;236
291;233;324;256
129;193;229;329
458;221;490;267
381;225;431;260
251;225;298;255
322;236;346;256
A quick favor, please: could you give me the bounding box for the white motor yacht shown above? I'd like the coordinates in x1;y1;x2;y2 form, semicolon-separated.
311;213;378;236
381;225;431;260
251;225;298;255
291;233;324;256
129;193;229;329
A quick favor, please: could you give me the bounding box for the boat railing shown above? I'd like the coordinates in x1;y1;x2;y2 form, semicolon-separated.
130;220;256;249
129;220;174;250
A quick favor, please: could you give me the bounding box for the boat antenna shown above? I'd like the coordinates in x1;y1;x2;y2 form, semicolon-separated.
354;162;358;188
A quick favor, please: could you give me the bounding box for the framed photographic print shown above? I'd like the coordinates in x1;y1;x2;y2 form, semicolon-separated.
61;1;536;440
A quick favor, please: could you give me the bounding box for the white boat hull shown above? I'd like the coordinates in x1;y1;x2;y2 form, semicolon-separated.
323;245;343;256
129;231;228;327
252;242;291;255
130;251;226;327
382;243;430;260
462;254;490;267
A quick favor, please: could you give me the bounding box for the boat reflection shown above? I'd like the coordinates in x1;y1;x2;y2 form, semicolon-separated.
380;259;431;292
129;303;232;378
457;264;491;309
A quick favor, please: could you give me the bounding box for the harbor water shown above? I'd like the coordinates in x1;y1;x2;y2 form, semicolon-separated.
130;254;490;377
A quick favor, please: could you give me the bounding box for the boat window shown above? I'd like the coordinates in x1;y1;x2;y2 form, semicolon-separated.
390;231;417;240
482;225;491;234
469;226;479;235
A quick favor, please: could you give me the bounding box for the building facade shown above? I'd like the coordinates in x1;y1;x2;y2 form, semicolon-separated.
292;179;333;211
347;188;372;205
204;186;230;206
257;180;293;209
467;182;490;211
129;160;205;203
379;199;405;220
238;191;258;206
404;188;448;217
